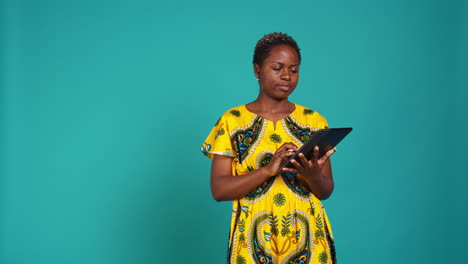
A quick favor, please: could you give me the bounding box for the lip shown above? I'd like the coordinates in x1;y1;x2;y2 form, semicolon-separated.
276;84;291;91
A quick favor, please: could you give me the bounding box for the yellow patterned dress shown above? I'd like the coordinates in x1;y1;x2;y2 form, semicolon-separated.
201;104;336;264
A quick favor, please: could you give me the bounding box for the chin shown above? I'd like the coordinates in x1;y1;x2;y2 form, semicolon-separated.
275;92;294;100
272;95;290;101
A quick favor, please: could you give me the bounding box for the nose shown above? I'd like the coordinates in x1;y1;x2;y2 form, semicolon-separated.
281;70;291;81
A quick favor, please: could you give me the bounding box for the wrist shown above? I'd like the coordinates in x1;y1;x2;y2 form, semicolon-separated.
259;166;277;178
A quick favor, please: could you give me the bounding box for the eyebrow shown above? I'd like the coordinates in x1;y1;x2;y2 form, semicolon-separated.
271;61;299;67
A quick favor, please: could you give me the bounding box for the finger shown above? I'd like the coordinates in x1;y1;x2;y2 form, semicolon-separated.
278;142;298;152
274;149;293;158
290;158;304;171
273;149;292;162
312;146;320;164
298;153;311;167
273;150;295;165
282;153;295;164
271;151;295;173
280;150;296;158
281;167;298;173
319;148;335;163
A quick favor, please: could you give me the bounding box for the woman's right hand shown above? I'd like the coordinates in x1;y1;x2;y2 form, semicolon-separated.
211;142;299;201
263;142;298;177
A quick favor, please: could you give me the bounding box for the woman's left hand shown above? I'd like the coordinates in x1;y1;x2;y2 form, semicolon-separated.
282;145;335;200
283;146;335;178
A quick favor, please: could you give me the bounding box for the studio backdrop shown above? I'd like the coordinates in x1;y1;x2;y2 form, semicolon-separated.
1;0;467;263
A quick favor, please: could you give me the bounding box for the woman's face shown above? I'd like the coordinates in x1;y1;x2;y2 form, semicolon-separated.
255;45;300;101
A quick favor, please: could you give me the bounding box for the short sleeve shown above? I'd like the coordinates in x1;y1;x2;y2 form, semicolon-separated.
314;111;329;129
201;116;236;159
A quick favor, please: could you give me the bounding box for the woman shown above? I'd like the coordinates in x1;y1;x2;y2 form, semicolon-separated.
201;33;337;264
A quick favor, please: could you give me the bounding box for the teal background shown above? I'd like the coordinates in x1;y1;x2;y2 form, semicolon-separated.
2;0;467;263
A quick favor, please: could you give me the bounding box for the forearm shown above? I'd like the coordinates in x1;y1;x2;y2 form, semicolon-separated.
303;170;334;200
210;145;296;202
211;167;273;201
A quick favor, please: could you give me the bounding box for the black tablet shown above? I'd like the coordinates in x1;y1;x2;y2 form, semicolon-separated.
279;127;352;171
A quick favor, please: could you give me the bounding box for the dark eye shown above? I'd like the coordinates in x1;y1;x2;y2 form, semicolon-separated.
272;67;281;71
290;68;298;73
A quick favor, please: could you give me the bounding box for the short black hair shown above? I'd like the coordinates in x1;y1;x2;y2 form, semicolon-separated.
253;32;301;66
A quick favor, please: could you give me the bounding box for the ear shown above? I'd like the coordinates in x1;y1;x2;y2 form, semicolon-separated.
253;64;261;80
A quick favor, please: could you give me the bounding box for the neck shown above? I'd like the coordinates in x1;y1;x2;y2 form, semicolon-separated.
251;97;293;113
